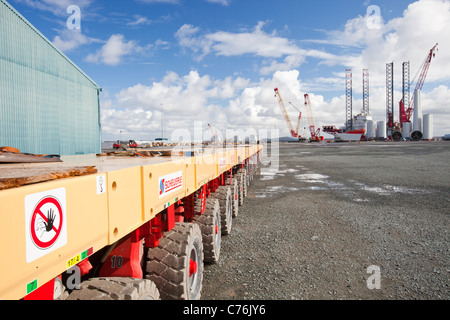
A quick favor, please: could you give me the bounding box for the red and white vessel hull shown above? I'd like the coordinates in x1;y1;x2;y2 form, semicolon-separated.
335;130;364;142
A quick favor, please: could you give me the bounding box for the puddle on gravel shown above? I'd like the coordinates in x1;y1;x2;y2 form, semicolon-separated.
260;168;300;181
256;185;299;198
260;168;280;176
308;186;328;191
293;174;429;197
354;183;390;195
353;182;431;196
256;167;431;202
295;173;330;181
260;175;276;181
383;184;431;195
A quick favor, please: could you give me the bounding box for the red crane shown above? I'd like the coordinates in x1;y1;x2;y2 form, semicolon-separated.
289;102;303;139
274;88;302;139
400;43;438;125
304;94;323;142
208;123;222;143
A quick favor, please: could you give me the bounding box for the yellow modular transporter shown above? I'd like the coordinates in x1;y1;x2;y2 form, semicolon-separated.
0;144;262;300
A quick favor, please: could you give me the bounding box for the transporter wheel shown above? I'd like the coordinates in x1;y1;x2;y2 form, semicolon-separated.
237;168;247;204
193;198;221;263
248;164;254;183
244;170;249;196
67;277;160;300
215;185;233;235
145;223;204;300
250;157;257;182
194;188;205;214
247;162;254;184
236;169;244;206
227;175;239;218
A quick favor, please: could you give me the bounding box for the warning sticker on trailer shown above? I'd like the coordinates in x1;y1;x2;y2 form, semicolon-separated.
25;188;67;263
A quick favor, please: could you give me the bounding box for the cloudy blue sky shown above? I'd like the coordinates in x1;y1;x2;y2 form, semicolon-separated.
10;0;450;140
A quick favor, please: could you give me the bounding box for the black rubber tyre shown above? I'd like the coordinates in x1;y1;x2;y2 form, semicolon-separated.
248;164;254;183
244;170;249;196
67;277;160;300
193;198;221;263
227;175;239;218
215;185;233;235
250;156;257;182
245;168;250;188
237;168;247;205
145;223;204;300
236;169;244;206
194;187;205;214
246;162;253;185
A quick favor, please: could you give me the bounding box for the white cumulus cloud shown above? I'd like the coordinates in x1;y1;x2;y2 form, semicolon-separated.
86;34;149;66
13;0;92;15
102;0;450;140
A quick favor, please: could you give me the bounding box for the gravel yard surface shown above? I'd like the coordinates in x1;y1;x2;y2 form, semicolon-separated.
202;141;450;300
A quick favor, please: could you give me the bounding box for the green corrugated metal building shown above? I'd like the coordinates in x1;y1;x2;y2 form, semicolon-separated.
0;0;101;156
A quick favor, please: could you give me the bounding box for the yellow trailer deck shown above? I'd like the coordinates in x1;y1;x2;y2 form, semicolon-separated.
0;144;262;300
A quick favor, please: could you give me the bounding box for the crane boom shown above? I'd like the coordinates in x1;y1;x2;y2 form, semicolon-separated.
274;88;298;138
403;43;438;123
289;102;302;137
208;123;222;143
304;94;322;142
296;113;302;138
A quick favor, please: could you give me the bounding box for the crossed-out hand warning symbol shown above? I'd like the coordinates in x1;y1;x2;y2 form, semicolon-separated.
25;188;67;263
30;197;63;249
